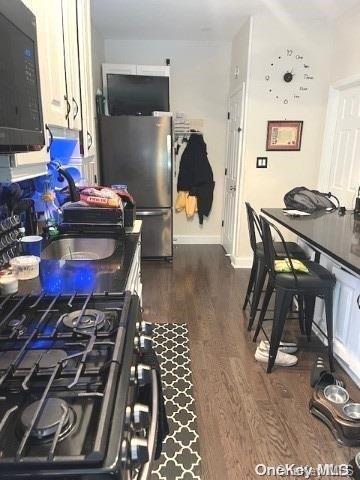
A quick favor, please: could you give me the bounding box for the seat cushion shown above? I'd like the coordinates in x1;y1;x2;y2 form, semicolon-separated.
255;241;307;260
275;261;336;290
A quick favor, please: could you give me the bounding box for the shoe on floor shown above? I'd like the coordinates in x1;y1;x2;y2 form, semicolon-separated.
261;340;298;354
255;344;298;367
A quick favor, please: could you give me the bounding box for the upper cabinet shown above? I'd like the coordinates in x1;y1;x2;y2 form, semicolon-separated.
63;0;82;131
0;0;96;182
23;0;68;128
77;0;95;158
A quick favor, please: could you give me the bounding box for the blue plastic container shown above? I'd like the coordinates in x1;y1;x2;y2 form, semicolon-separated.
20;235;43;257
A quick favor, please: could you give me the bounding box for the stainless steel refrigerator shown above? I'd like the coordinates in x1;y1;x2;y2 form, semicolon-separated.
98;115;173;259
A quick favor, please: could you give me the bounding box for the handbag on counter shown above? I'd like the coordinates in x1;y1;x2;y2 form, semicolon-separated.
284;186;337;213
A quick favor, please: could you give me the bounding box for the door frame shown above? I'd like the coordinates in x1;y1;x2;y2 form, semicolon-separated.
318;73;360;192
221;82;246;260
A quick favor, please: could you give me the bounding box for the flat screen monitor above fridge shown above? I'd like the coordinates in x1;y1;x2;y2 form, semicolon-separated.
107;74;169;116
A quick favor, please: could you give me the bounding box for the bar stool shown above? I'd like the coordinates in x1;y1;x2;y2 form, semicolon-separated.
243;202;307;331
256;215;336;373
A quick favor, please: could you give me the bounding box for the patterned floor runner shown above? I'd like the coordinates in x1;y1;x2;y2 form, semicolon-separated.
151;323;202;480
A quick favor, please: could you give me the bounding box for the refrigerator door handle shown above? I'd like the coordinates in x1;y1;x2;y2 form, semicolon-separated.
137;209;169;217
167;134;172;170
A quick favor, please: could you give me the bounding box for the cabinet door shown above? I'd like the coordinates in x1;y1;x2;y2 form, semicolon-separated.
332;266;360;377
62;0;82;131
136;65;170;77
77;0;95;157
23;0;68;128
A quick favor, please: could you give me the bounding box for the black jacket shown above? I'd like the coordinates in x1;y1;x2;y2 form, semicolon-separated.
177;134;215;224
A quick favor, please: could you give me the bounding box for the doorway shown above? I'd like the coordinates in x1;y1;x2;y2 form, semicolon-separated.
222;85;245;256
319;76;360;208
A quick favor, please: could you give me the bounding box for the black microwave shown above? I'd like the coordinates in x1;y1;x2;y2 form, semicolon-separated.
0;0;44;153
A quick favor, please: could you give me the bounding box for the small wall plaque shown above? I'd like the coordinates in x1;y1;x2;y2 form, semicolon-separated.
266;120;303;151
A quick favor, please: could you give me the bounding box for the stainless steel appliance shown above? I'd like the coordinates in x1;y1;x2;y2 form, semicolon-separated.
99;116;173;259
0;0;44;153
0;292;158;479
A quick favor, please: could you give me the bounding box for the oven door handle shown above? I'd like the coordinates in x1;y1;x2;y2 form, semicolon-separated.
136;369;159;480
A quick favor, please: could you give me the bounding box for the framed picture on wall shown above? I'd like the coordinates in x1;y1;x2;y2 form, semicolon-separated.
266;120;303;151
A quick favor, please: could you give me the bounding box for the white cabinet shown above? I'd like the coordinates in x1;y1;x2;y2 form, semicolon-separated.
77;0;96;157
332;266;360;381
62;0;82;131
0;0;97;182
309;245;360;385
136;65;170;76
23;0;68;128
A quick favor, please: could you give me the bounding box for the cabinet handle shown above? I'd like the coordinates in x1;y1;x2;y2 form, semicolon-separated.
72;97;79;119
357;294;360;310
87;130;93;150
45;124;53;153
64;95;71;120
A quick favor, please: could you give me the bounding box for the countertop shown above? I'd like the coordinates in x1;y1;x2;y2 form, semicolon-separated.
18;230;140;296
262;208;360;275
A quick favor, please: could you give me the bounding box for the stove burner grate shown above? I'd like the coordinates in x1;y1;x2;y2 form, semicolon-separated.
63;309;106;332
20;398;75;442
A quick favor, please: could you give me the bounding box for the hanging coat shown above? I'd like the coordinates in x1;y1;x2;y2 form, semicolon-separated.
177;134;215;224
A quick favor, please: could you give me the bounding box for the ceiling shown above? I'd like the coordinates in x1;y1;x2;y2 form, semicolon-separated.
91;0;360;41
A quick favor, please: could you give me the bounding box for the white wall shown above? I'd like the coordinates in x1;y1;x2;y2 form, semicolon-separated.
232;15;332;266
103;39;231;243
331;4;360;82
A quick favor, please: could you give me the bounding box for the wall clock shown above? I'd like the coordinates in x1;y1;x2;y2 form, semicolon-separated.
265;49;314;104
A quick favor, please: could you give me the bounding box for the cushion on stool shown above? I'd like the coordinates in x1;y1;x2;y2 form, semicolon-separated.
275;261;336;290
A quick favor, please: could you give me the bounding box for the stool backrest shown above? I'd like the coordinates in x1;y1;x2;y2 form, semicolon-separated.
245;202;262;253
259;215;299;284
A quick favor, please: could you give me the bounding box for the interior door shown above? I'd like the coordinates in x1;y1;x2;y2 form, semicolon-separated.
327;85;360;208
222;87;244;255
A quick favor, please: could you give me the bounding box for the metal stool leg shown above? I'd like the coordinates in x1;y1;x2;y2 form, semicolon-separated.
243;258;257;311
324;290;335;372
298;295;305;335
253;279;273;342
248;260;267;331
267;289;293;373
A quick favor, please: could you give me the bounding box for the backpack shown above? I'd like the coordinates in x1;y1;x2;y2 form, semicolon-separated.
284;187;337;213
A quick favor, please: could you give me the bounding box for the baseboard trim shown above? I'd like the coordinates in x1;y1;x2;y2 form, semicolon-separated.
173;235;221;245
230;255;252;268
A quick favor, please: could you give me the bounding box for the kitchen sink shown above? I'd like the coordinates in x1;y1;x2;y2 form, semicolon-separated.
41;236;117;261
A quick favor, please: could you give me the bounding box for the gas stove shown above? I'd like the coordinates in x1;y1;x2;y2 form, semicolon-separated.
0;292;156;479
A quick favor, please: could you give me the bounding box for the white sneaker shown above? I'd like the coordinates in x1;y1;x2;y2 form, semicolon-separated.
255;344;298;367
261;340;298;354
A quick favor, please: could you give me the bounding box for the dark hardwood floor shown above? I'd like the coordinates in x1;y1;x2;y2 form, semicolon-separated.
142;245;358;480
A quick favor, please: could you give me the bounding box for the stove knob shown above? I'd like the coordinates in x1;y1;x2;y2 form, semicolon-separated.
133;403;150;430
130;365;137;384
130;437;149;467
139;334;152;352
137;364;152;387
121;439;130;466
125;406;132;426
137;321;153;336
134;334;152;353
